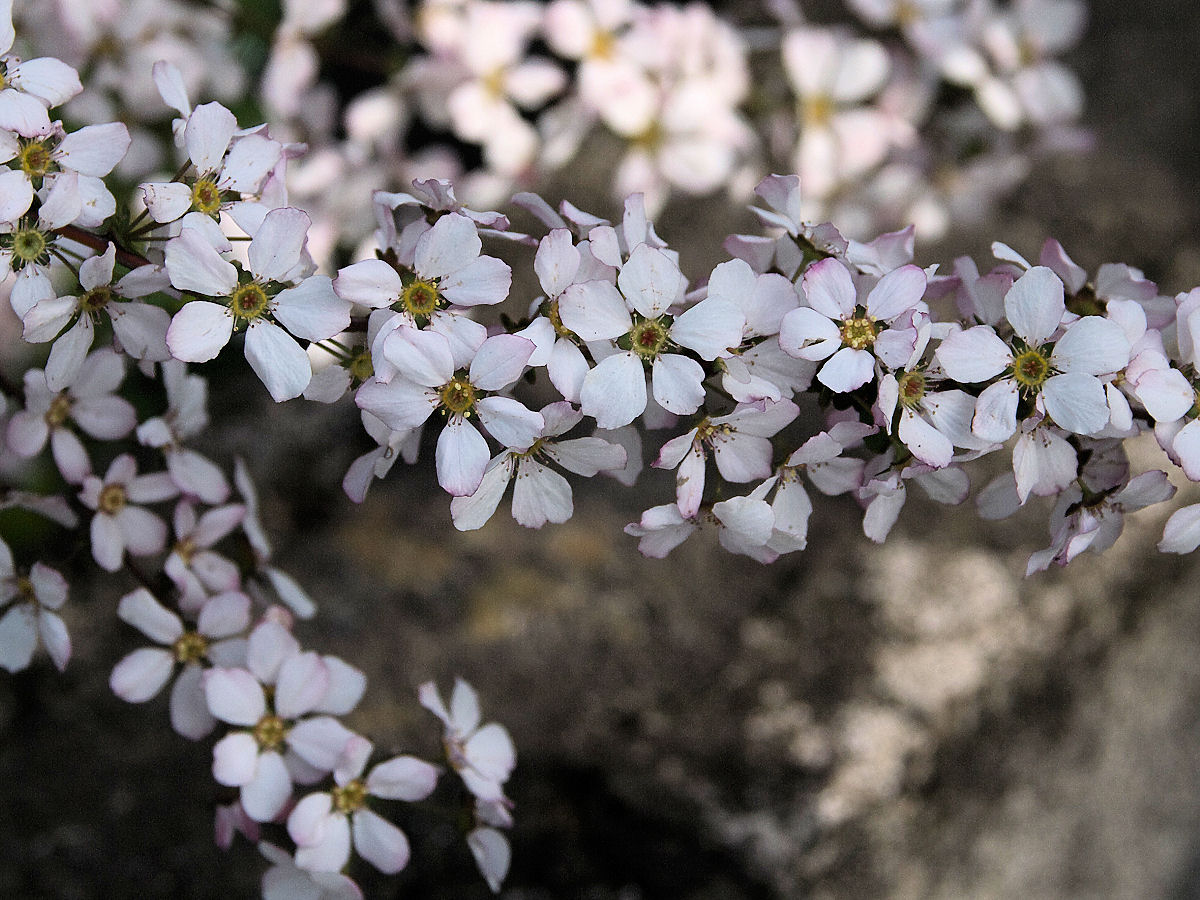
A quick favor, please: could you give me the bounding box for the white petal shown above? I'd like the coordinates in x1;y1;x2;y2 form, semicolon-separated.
435;416;490;496
242;750;294;822
273;275;350;341
580;352;646;429
204;666;267;726
353;810;411;875
244;320;312;401
249;207;311;283
165;229;238;296
109;647;173;702
366;756;440;801
1041;372;1110;435
1004;266;1064;347
185;102;237;174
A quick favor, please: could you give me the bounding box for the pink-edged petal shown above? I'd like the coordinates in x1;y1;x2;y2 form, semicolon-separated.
435;416;489;497
248;207;311;283
333;258;402;308
865;264;926;320
1041;372;1110;435
971;379;1020;443
559;280;632;341
816;347;874;393
244;319;312;401
287;716;356;772
581;351;646;429
1050;316;1129;376
294;812;351;872
366;755;440;801
511;458;573;527
288;791;334;847
383;327;455;387
165;228;238;296
670;298;744;360
778;306;841;361
167;301;234;363
935;326;1011;382
650;353;705;415
898;409;953;468
353;809;411;874
185;102;237;174
170;663;216;740
467;827;511;893
1160;504;1200;554
439;255;512;308
476;396;544;450
450;454;514;531
204;666;267;726
109;647;174;702
415;213;482;280
470;334;535;391
242;750;294;822
1004;266;1065;347
464;723;516;784
802;257;857;319
117;586;182;643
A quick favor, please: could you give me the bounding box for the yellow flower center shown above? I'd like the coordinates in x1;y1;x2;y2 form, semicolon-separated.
332;778;368;814
253;714;288;751
97;483;127;516
45;393;72;428
172;630;209;664
1010;347;1051;390
190;177;223;217
230;283;270;322
839;315;877;351
81;285;113;314
401;278;440;318
18;139;53;179
897;370;926;409
628;318;669;361
9;225;50;269
439;376;476;416
804;94;835;129
348;350;374;382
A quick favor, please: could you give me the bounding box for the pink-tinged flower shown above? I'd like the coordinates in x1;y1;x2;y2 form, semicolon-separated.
450;401;627;531
564;243;745;428
165;207;350;401
22;243;171;390
215;801;260;851
164;501;246;613
0;5;82;137
204;621;367;822
624;502;699;558
654;399;799;518
79;454;178;571
857;457;970;543
334;211;511;321
780;257;927;393
259;841;362;900
3;172;92;317
936;266;1130;441
1026;470;1175;574
140;100;282;223
0;538;69;673
136;360;229;504
356;329;543;496
419;678;516;806
109;588;250;739
287;735;439;875
0;120;129;227
6;347;136;484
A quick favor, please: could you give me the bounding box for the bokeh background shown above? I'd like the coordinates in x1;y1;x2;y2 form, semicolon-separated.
5;1;1200;898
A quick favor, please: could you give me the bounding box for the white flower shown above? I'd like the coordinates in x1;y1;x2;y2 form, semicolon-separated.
287;735;439;874
78;454;178;571
165;207;350;401
0;538;69;673
419;677;516;805
109;587;250;739
936;266;1131;441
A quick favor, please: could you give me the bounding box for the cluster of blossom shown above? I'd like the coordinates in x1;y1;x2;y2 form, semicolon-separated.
0;21;515;897
5;4;1200;896
12;0;1088;252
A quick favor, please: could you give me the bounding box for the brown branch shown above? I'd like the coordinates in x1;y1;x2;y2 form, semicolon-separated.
55;224;153;271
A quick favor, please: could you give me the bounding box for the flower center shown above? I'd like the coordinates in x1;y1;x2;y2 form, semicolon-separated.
839;315;877;351
80;285;113;314
18;139;53;179
230;283;270;322
190;177;223;217
1010;347;1051;390
253;714;288;751
348;350;374;382
439;376;476;415
628;318;669;361
16;575;34;603
897;370;926;409
401;278;440;318
6;224;51;269
174;536;197;565
45;393;72;427
544;298;572;339
172;630;209;664
332;778;368;814
804;94;835;129
97;483;127;516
